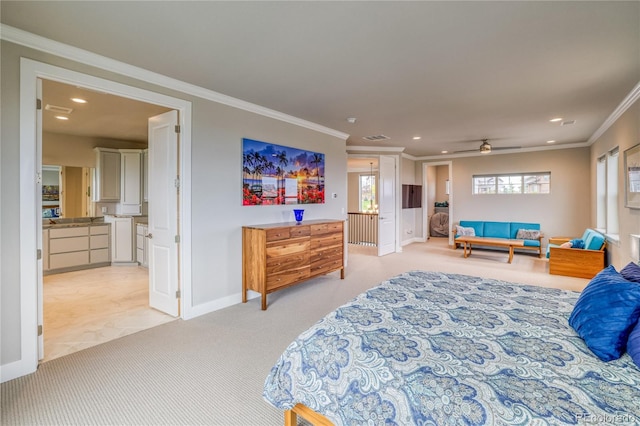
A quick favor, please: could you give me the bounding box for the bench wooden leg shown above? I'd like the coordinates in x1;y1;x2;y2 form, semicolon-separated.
508;246;514;263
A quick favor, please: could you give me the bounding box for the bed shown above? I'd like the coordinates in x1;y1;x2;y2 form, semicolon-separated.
263;270;640;425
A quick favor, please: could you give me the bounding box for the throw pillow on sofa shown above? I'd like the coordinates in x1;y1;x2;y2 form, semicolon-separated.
516;229;540;240
568;265;640;361
456;225;475;236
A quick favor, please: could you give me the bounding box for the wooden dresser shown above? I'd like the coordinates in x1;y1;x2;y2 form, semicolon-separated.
242;219;345;310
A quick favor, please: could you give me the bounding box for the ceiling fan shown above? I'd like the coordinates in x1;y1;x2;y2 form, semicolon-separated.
453;139;520;154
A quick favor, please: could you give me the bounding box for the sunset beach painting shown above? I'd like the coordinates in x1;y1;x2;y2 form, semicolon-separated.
242;138;325;206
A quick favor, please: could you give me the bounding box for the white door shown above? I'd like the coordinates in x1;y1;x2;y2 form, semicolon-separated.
148;110;180;316
378;155;396;256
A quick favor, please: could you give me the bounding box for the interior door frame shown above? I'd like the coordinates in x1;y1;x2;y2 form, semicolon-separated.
422;161;453;244
19;58;192;375
346;153;401;255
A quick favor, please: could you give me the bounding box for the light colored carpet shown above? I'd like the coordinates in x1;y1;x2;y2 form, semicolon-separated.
1;239;587;425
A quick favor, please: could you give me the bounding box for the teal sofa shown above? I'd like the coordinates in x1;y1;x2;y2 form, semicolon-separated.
453;220;543;257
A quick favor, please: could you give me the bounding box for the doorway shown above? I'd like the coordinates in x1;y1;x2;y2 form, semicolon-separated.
19;58;193;373
346;154;399;256
423;161;453;244
40;79;176;361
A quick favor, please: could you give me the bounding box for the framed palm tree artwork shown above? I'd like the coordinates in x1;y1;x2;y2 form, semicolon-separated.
242;138;325;206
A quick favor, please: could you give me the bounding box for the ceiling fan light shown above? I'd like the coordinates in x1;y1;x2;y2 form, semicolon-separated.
480;142;492;153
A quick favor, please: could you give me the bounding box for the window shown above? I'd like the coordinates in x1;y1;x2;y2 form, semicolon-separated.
473;172;550;195
360;174;376;212
596;155;606;230
607;148;619;236
596;148;619;238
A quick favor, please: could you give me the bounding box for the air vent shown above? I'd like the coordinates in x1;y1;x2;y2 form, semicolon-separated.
45;104;73;114
561;120;576;126
362;134;390;142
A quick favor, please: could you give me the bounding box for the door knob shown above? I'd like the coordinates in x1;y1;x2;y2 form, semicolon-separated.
146;233;153;239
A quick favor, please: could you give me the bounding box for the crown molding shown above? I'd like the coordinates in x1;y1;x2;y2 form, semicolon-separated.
1;24;349;141
588;81;640;145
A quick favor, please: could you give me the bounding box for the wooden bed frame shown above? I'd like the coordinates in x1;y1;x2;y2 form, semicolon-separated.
285;404;333;426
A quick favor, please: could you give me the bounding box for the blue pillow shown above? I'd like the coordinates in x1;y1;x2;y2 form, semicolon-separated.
621;262;640;283
570;239;585;249
628;321;640;369
568;265;640;361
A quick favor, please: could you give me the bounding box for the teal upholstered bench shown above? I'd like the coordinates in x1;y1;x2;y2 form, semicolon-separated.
453;221;543;258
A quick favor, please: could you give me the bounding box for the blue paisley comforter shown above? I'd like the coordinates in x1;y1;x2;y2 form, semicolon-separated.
263;271;640;425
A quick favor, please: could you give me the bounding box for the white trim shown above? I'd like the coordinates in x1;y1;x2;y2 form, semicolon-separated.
401;237;426;246
13;58;193;382
0;360;24;383
1;24;349;141
187;292;259;319
588;81;640;144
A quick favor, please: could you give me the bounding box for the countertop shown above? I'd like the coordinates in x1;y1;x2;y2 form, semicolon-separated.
42;218;108;229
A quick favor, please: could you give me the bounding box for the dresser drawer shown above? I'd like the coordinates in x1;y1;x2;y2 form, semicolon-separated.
267;252;310;275
310;258;343;276
266;228;291;242
266;267;310;291
311;222;343;235
310;247;343;264
311;232;343;250
289;225;310;238
267;238;310;257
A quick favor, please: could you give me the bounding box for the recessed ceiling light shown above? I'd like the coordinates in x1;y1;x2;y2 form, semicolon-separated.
547;140;556;144
441;150;448;154
55;116;69;120
71;98;87;104
346;117;357;124
549;117;563;122
413;136;421;140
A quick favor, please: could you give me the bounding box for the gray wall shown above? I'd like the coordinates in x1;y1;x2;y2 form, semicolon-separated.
1;40;347;369
590;99;640;268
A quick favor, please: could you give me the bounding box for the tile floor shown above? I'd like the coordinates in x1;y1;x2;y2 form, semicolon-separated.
43;265;176;362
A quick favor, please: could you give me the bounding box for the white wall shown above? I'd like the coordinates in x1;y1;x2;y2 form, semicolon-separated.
1;40;347;372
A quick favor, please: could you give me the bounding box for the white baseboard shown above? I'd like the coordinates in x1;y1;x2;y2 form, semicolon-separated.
184;290;260;320
1;359;35;384
401;237;426;246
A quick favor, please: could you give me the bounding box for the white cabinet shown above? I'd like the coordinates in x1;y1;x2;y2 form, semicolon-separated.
47;226;90;271
104;215;134;263
93;148;121;202
90;224;111;264
136;223;149;267
117;150;142;215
